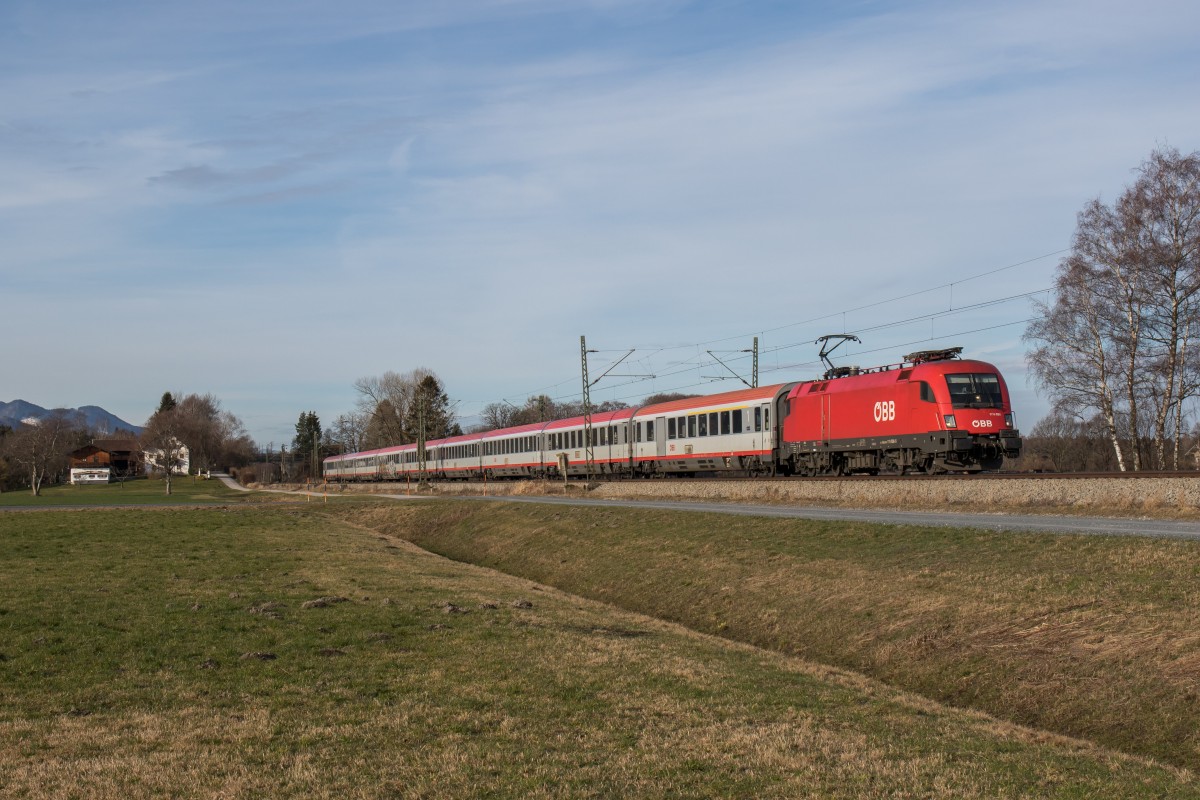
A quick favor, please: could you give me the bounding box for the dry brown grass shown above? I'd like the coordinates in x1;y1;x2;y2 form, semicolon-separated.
350;501;1200;772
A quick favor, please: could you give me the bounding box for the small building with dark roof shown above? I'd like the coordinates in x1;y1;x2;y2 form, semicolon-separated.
68;439;143;478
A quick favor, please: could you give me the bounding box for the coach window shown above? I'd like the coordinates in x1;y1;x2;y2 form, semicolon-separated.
646;420;654;440
687;415;696;437
733;409;743;432
720;410;730;435
709;412;719;435
754;407;762;432
698;414;707;436
667;418;676;439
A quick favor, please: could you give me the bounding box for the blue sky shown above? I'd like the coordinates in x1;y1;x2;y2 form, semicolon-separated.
3;0;1198;445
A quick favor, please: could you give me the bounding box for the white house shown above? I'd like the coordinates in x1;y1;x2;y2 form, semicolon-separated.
143;439;191;475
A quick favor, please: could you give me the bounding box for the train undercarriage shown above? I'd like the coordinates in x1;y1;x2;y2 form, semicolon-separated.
783;430;1021;476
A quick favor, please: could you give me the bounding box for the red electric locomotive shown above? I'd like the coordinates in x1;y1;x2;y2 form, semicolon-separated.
778;347;1021;475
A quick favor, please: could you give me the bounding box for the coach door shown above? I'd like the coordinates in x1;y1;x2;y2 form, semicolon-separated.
759;403;773;449
655;416;667;458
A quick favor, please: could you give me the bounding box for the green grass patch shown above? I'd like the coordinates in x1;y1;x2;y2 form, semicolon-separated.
343;501;1200;773
0;476;258;507
1;504;1193;797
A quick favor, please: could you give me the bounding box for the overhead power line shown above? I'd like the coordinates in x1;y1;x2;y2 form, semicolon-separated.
456;248;1063;416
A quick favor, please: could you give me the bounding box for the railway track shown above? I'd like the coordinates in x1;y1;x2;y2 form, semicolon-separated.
707;471;1200;482
328;470;1200;486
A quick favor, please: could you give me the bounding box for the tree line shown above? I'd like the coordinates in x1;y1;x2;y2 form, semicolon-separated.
1025;146;1200;471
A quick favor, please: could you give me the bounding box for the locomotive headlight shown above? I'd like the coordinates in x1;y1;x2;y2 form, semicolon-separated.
1004;413;1013;428
943;414;957;428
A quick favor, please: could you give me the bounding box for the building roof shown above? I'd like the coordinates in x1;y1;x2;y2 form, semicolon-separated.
92;438;140;453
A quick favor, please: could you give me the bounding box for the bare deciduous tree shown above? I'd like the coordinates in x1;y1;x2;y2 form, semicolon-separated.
353;368;438;447
4;410;83;495
1026;146;1200;470
142;408;189;495
479;402;519;432
329;411;368;455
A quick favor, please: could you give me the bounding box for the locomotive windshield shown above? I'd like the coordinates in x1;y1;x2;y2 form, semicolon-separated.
945;373;1003;409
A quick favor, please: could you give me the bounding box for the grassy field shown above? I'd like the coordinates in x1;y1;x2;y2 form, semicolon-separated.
2;504;1194;797
0;476;257;507
340;501;1200;773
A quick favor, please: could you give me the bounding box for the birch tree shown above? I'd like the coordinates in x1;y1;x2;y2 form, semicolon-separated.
1026;146;1200;470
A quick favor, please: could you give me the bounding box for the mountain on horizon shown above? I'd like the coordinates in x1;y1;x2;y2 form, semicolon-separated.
0;399;143;436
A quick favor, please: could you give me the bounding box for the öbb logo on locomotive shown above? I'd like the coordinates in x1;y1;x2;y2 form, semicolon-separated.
325;344;1023;480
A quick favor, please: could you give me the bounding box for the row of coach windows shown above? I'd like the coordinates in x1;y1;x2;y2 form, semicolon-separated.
484;436;538;457
548;425;624;451
444;444;478;460
665;409;748;440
